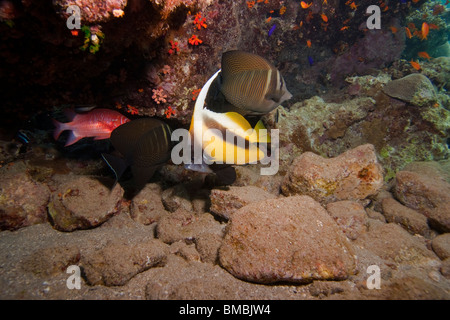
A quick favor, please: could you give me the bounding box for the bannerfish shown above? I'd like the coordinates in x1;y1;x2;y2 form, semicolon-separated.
53;108;130;146
188;69;270;172
102;118;172;190
214;50;292;116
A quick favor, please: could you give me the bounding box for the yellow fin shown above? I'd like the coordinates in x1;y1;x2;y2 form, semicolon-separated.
253;120;271;143
223;112;252;131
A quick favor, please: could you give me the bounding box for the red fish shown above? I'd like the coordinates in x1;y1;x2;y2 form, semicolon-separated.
52;108;130;146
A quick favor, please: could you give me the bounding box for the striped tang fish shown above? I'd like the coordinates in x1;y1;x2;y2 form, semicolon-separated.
102;118;172;191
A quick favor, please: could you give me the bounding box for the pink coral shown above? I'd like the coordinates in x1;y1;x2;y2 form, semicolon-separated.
152;88;167;104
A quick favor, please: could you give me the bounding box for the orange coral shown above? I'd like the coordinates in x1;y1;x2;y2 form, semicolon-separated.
126;105;139;115
193;12;207;30
164;106;176;119
188;35;203;46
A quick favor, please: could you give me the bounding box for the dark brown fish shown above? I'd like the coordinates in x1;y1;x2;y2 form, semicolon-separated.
102;118;172;190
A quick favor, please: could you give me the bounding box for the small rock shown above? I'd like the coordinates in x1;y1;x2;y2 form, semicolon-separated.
381;198;431;237
156;209;224;244
219;196;356;284
47;176;124;232
394;170;450;232
431;234;450;260
130;183;168;225
365;208;386;223
81;238;168;286
370;189;394;213
440;258;450;279
194;233;223;264
210;186;277;220
403;161;450;184
169;241;201;262
326;201;368;240
281;144;384;204
233;166;282;195
382;74;437;107
22;246;81;277
161;184;193;212
356;223;438;265
0;172;50;231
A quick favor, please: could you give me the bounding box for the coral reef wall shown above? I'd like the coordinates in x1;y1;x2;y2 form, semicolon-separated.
0;0;420;130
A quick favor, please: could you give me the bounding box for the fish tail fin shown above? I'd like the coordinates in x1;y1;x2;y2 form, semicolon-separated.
64;131;82;147
102;153;128;183
52;118;68;141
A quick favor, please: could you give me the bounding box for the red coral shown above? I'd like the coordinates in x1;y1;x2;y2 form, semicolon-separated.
164;106;176;119
188;35;203;46
168;40;180;55
126;105;139;115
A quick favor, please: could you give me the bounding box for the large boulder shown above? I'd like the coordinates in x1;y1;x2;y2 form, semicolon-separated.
219;196;356;284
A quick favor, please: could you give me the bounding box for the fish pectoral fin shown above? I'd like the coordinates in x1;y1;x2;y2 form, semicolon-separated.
253;120;271;144
102;153;128;182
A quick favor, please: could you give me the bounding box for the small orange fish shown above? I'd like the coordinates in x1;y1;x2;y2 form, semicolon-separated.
280;6;286;15
421;22;429;40
428;23;439;30
349;2;358;10
405;27;412;39
138;88;144;93
418;51;431;60
390;26;398;34
323;0;328;4
340;26;349;31
300;1;312;9
71;30;79;36
408;23;416;30
410;60;421;71
321;14;328;22
383;5;389;12
266;16;272;23
306;40;312;48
